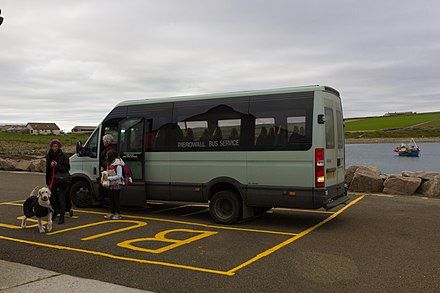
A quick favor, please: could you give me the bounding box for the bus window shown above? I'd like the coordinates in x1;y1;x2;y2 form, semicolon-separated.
250;94;313;150
325;107;335;149
255;118;275;147
78;128;99;158
287;115;308;146
218;119;240;139
119;118;144;156
336;110;343;149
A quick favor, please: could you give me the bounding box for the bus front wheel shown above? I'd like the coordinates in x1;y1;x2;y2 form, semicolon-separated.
209;190;242;224
70;181;93;208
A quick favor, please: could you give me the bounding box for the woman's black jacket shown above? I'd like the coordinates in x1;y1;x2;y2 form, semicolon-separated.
45;149;70;186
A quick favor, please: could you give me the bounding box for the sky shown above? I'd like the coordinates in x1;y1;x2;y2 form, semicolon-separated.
1;0;439;132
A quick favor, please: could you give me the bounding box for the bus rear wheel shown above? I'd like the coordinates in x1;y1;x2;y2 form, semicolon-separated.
70;181;93;208
209;190;242;224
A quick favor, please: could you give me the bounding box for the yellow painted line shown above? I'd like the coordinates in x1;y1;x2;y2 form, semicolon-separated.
0;202;22;206
227;195;365;274
0;223;24;229
0;235;233;276
76;209;297;236
272;207;335;214
0;203;296;236
118;229;218;254
47;220;147;240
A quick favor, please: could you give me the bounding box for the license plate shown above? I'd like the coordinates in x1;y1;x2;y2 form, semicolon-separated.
326;170;335;179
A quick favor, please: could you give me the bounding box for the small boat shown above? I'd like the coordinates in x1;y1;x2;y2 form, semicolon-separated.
393;138;420;157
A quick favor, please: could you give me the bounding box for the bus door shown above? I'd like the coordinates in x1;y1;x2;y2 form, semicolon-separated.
335;109;345;185
324;105;339;187
118;118;146;207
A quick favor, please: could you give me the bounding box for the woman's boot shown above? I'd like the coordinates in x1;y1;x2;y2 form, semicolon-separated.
58;213;65;224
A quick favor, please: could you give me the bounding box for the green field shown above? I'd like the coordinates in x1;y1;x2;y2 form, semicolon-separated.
344;112;440;139
0;132;89;145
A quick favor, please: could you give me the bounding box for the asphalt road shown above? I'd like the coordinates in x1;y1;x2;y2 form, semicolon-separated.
1;171;439;292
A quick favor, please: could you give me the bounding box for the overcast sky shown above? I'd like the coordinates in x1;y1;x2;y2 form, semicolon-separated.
1;0;439;132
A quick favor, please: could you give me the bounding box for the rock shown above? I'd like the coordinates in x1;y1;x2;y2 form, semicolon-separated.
401;171;440;181
356;165;383;176
345;166;359;187
29;159;46;172
14;160;32;171
0;158;16;171
349;168;384;193
417;175;440;198
383;174;422;195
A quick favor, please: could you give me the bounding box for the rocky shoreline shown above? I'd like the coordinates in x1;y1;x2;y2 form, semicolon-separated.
1;157;439;198
346;166;439;198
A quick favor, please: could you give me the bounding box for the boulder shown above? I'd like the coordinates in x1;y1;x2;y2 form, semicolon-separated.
401;171;440;181
356;165;383;176
0;158;16;171
383;174;422;195
29;159;46;172
349;168;384;193
14;160;32;171
345;165;359;187
417;176;440;198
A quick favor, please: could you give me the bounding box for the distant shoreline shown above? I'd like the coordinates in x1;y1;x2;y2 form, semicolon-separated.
345;137;440;144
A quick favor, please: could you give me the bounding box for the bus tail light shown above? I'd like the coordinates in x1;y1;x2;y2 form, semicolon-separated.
315;148;325;188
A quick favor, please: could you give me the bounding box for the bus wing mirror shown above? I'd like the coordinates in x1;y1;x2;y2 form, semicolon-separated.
318;114;325;124
76;141;82;154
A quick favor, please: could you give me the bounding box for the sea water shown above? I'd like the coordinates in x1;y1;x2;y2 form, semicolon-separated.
345;142;440;174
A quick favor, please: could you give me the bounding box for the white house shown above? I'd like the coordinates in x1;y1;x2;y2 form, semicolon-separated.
26;122;61;135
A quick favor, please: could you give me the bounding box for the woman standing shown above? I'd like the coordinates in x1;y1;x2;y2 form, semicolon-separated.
103;149;124;220
45;139;71;224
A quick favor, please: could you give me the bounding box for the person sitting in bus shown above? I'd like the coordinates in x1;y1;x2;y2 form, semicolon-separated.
183;128;194;142
267;127;275;146
256;127;268;146
274;126;287;147
200;129;210;143
211;127;223;140
229;127;239;140
289;126;301;144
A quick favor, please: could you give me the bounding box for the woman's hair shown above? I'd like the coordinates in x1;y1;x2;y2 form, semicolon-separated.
49;139;62;148
102;134;113;144
106;149;119;164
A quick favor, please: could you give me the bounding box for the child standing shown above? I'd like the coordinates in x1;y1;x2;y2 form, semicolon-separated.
103;149;124;220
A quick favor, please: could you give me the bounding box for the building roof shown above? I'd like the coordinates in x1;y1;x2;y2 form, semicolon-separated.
26;122;60;130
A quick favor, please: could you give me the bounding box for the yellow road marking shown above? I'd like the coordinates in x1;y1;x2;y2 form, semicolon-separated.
227;195;365;274
0;195;364;276
75;209;297;236
47;220;147;240
118;229;218;254
0;235;233;276
272;207;335;214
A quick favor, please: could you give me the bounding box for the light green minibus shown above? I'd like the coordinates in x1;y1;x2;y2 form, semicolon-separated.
69;85;348;224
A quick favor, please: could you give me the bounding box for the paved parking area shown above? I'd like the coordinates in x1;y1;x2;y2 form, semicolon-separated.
0;196;363;277
2;171;439;292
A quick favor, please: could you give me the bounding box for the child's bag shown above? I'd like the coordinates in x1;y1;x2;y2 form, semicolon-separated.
122;165;133;186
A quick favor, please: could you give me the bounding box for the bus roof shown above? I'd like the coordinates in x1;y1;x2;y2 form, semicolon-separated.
115;85;340;107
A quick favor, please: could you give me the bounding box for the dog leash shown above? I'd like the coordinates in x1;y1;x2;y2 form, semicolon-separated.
49;165;56;190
